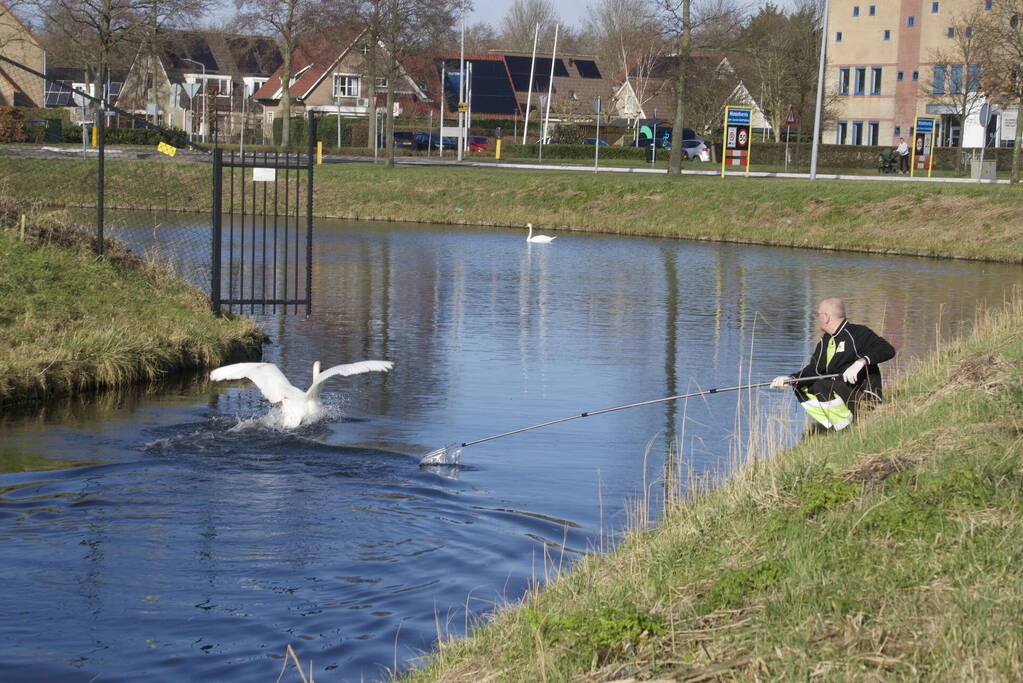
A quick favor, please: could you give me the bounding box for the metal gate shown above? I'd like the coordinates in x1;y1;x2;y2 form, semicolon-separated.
211;117;316;315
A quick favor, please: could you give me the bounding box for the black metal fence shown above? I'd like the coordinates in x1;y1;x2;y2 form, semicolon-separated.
211;116;316;316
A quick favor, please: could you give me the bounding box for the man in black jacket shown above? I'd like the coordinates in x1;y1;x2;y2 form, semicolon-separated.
771;297;895;431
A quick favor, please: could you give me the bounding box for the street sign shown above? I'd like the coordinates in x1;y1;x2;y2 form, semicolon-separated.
911;115;938;178
594;96;602;114
722;106;753;178
785;104;798;127
979;103;992;127
457;101;468;113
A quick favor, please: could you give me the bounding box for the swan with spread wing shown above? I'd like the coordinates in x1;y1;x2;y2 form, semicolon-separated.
210;360;393;428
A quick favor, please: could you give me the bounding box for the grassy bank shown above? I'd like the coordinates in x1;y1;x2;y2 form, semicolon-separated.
406;295;1023;681
1;156;1022;263
0;198;264;407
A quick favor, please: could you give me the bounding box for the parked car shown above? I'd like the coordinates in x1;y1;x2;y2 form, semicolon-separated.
680;138;712;162
631;136;671;149
585;137;609;146
469;135;491;152
413;132;456;151
534;136;560;144
377;130;416;149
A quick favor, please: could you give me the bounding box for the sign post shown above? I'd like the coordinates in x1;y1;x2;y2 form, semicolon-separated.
911;116;938;178
784;104;797;173
594;96;602;171
721;106;753;178
978;103;992;183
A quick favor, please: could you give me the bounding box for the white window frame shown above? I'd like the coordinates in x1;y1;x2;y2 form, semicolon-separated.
333;73;361;98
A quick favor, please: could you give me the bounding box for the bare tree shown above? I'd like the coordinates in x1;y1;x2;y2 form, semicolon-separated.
499;0;558;51
36;0;194;112
975;0;1023;183
462;20;496;52
237;0;315;147
654;0;741;174
344;0;459;166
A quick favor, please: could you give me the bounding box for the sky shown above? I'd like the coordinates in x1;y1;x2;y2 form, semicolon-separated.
469;0;801;31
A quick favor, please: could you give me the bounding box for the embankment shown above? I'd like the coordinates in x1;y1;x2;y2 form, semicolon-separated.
0;199;264;406
1;156;1022;262
403;294;1023;681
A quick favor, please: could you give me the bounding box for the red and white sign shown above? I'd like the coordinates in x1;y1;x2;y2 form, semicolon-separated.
785;104;798;127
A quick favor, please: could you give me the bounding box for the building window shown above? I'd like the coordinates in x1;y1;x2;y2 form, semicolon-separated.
852;121;864;145
854;67;867;95
884;29;891;40
895;125;902;136
375;77;388;88
968;63;982;92
947;27;955;38
838;67;851;95
333;74;361;98
869;5;875;15
836;31;843;42
837;121;848;144
908;15;915;26
868;122;880;145
853;5;859;16
913;70;920;81
871;67;882;95
932;2;939;12
897;70;904;81
985;0;992;8
933;65;946;94
950;64;963;94
965;26;973;37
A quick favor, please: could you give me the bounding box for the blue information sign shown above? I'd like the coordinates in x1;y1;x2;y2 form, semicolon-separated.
916;118;934;134
726;108;751;126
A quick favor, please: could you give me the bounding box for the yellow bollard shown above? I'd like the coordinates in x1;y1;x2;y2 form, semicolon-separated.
316;141;322;165
91;124;97;148
495;139;501;160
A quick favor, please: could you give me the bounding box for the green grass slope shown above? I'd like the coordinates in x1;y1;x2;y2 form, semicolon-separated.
0;201;264;405
408;296;1023;681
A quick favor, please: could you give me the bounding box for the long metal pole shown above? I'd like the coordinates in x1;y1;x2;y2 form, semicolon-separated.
423;373;843;462
522;23;539;144
457;1;465;161
810;0;829;179
541;23;559;145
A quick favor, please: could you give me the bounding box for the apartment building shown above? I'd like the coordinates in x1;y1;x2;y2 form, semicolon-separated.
826;0;1008;148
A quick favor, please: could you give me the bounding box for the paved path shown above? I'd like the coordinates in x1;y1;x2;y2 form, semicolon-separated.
3;144;1008;185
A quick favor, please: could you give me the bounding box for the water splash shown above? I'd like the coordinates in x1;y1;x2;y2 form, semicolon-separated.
419;444;463;467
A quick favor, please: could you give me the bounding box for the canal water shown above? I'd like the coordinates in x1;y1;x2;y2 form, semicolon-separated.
1;213;1019;681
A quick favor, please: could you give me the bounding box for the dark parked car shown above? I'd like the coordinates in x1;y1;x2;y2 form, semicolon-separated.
377;130;416;149
585;137;609;146
413;131;456;151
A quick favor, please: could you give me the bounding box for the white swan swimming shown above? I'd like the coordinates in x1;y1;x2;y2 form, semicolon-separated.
526;222;556;244
210;360;393;428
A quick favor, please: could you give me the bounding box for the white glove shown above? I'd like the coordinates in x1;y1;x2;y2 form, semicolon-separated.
770;375;790;389
843;359;867;384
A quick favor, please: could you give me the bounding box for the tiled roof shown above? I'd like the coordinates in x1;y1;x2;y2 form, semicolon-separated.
252;30;364;101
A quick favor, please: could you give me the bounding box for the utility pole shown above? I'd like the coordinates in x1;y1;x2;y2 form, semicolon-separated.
810;0;829;180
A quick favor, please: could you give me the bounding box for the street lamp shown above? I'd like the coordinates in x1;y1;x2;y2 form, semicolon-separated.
182;57;207;143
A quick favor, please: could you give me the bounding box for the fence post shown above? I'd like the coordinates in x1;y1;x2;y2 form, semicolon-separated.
211;148;223;315
96;106;105;257
305;113;315;316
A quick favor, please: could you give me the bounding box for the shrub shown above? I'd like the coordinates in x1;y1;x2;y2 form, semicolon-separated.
272;116;352;149
0;107;27;142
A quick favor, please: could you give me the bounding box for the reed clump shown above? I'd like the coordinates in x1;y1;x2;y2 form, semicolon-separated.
0;192;264;406
404;294;1023;681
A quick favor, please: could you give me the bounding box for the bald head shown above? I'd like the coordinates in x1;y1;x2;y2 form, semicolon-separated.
817;298;846;334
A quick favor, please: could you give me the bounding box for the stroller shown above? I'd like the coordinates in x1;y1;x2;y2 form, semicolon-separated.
877;148;900;174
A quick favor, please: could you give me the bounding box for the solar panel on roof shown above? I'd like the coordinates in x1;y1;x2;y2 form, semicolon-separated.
504;55;565;92
442;59;519;115
575;60;602;79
